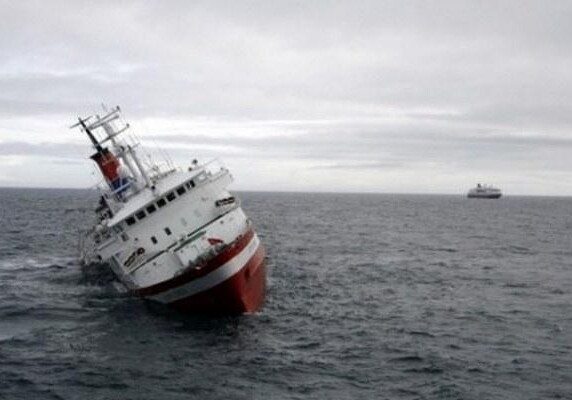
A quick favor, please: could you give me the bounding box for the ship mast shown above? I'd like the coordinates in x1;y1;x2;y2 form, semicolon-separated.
91;107;152;188
75;117;103;152
72;106;152;198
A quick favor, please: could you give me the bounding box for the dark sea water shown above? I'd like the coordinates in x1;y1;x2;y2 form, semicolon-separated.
0;188;571;399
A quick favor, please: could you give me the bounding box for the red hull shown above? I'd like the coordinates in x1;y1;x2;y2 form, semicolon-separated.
173;245;266;314
134;228;267;314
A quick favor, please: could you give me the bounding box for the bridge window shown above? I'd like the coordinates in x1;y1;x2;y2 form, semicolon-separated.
135;210;146;220
176;186;186;196
146;204;157;214
157;198;166;208
166;192;176;202
126;216;136;226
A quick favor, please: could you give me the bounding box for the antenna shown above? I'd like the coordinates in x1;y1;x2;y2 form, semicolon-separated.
71;116;103;152
86;106;121;130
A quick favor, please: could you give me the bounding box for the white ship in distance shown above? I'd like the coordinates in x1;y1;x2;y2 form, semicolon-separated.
467;183;502;199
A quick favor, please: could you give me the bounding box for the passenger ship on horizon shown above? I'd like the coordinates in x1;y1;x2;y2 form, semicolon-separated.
467;183;502;199
77;106;266;313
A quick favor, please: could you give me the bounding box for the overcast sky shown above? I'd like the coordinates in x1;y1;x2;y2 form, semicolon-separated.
1;0;572;195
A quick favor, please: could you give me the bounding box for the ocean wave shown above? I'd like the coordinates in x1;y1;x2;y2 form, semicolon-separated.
1;190;571;399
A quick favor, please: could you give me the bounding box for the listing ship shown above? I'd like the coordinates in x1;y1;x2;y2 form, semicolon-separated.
76;107;266;313
467;183;502;199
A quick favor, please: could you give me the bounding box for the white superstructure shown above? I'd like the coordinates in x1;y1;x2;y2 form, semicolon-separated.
77;107;266;313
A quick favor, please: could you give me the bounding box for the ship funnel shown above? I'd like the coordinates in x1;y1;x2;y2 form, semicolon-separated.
73;115;126;192
90;148;121;188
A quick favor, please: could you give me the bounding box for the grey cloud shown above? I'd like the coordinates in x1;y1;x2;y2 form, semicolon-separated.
309;161;407;171
1;1;572;124
145;121;572;175
1;1;572;192
149;125;572;151
0;141;89;158
49;159;87;165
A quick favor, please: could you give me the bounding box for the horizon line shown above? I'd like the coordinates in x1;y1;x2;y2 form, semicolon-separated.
0;185;571;199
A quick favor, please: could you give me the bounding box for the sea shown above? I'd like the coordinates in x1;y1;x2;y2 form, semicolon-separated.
0;188;571;400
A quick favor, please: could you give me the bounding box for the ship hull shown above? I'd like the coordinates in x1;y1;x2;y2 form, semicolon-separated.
172;250;266;314
133;228;266;314
467;193;502;199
